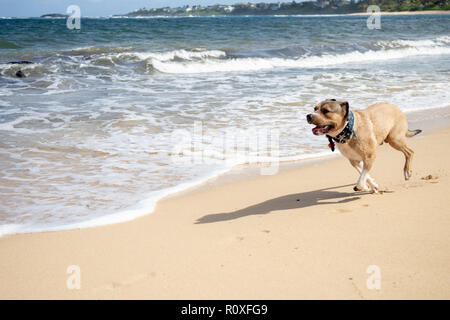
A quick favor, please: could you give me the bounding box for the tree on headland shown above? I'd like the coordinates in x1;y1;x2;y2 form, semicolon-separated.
360;0;450;11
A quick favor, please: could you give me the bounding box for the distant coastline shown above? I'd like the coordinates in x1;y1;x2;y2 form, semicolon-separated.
118;1;450;17
112;10;450;18
40;13;69;18
34;1;450;19
32;11;450;19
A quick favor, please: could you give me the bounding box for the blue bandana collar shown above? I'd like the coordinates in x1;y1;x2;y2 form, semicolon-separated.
326;110;357;152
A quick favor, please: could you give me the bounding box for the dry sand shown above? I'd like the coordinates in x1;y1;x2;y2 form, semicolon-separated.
1;122;449;299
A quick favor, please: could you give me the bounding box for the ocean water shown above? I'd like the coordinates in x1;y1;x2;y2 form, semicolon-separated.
0;15;449;235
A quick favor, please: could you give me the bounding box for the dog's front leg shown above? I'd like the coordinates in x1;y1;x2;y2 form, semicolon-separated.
353;156;378;193
351;160;379;192
366;174;379;193
349;160;363;174
354;169;370;192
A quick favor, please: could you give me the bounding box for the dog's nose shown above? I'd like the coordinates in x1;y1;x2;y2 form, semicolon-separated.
306;114;313;123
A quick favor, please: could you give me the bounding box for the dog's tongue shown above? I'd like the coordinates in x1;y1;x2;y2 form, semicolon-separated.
312;126;324;134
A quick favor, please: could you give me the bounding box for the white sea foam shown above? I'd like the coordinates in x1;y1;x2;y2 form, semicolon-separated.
0;148;336;236
119;49;227;62
74;36;450;74
375;35;450;49
150;44;450;74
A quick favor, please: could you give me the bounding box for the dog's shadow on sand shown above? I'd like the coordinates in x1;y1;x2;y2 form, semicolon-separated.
195;184;366;224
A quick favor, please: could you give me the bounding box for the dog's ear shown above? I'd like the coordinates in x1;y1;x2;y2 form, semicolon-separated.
340;101;349;118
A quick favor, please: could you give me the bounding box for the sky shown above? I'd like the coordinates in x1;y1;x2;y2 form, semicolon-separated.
0;0;310;17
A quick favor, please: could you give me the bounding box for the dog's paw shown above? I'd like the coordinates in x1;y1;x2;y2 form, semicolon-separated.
353;185;369;192
404;170;412;181
367;180;379;193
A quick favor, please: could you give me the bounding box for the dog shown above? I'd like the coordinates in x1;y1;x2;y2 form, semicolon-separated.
306;99;421;193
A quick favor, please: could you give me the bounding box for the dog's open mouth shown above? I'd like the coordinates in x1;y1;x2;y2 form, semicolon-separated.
312;125;333;135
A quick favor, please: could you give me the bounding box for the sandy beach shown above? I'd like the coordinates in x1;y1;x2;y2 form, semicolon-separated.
1;108;449;300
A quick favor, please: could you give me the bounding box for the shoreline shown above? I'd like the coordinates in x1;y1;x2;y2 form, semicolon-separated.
1;107;450;299
5;10;450;19
113;10;450;18
117;10;450;18
1;104;450;237
116;10;450;18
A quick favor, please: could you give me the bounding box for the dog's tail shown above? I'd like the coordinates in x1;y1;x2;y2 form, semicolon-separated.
406;129;422;138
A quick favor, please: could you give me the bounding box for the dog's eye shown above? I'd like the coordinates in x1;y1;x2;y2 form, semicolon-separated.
322;109;329;114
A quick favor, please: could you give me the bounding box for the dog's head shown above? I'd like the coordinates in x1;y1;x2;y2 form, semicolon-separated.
306;99;349;136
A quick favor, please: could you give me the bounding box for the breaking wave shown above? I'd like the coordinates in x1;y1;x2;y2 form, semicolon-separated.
144;36;450;74
66;36;450;75
4;36;449;77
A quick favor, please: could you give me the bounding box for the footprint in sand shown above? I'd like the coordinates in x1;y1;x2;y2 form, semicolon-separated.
421;174;439;182
107;272;152;290
329;208;353;214
329;203;370;214
402;174;440;188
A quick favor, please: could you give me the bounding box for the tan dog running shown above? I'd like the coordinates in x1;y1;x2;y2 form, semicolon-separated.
306;99;422;193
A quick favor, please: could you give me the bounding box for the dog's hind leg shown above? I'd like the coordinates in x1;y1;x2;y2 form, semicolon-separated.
387;137;414;180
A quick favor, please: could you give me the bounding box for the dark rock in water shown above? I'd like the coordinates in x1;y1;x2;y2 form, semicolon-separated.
15;70;25;78
41;13;69;18
8;61;33;65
